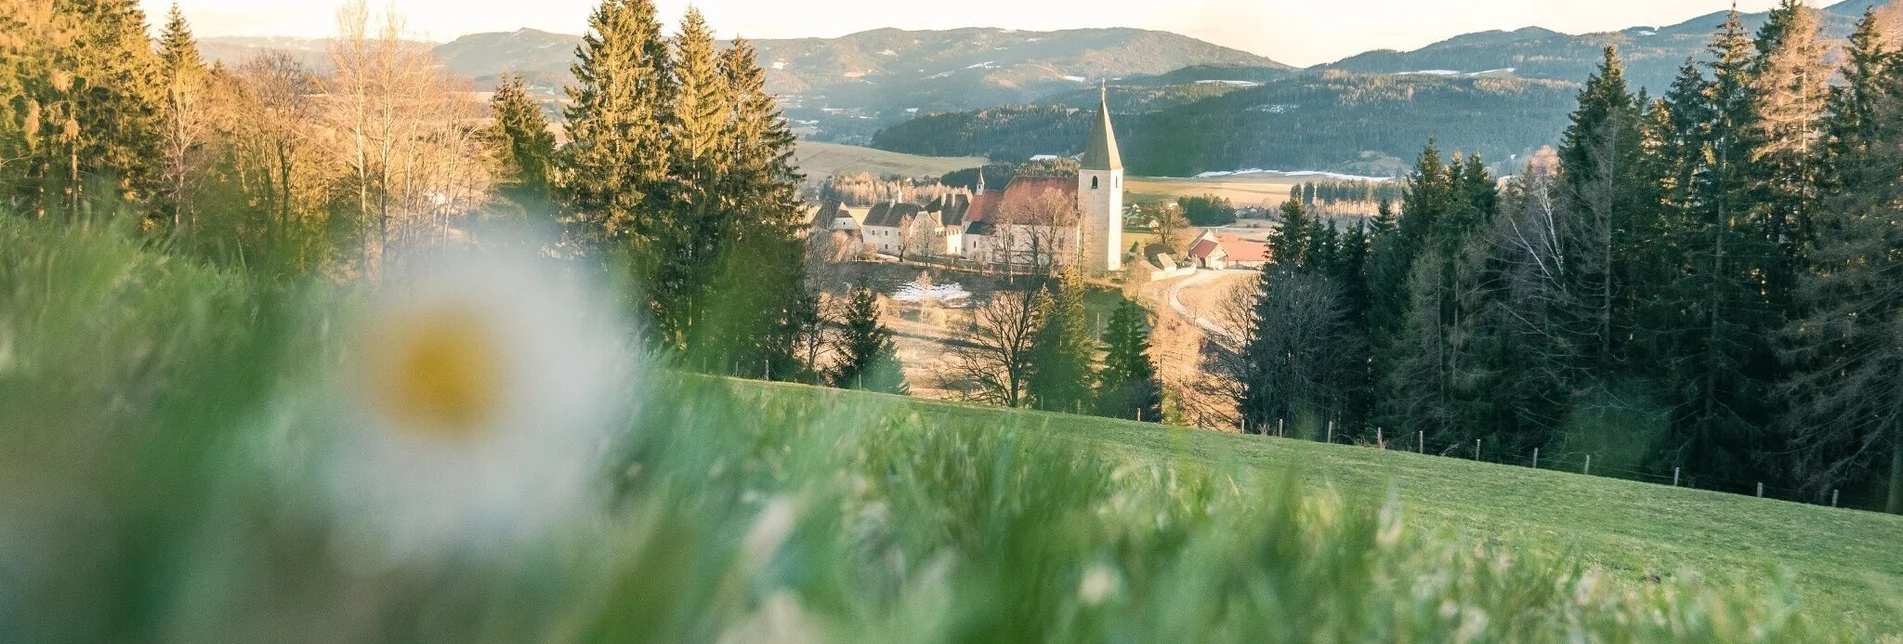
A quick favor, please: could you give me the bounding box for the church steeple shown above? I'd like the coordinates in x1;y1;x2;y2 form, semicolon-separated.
1080;81;1122;171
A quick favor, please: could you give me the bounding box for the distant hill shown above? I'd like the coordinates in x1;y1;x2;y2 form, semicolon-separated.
198;36;333;71
1320;0;1879;94
416;27;1289;144
872;71;1578;177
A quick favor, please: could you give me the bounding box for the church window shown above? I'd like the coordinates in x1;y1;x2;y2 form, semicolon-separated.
1091;176;1099;189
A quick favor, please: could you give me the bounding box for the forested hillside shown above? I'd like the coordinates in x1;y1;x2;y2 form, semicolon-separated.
1320;0;1876;94
1223;1;1903;513
872;72;1579;176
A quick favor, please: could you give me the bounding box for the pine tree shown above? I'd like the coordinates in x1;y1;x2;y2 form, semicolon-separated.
1270;198;1310;267
17;0;164;214
1747;0;1828;315
1026;269;1096;413
563;0;673;310
1783;3;1903;513
488;74;557;214
700;36;812;378
1658;10;1780;483
1820;7;1895;195
831;286;907;394
1555;46;1648;378
1097;298;1163;422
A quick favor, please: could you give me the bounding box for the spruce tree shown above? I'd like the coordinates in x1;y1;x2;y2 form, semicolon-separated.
1097;298;1163;422
563;0;672;318
1026;269;1096;413
702;36;812;378
1747;0;1828;315
1270;198;1310;267
1555;46;1648;378
1820;7;1894;195
831;286;907;394
488;74;558;216
1659;10;1780;483
22;0;164;213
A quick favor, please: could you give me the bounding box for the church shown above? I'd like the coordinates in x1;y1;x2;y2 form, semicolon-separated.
955;85;1124;273
813;86;1126;273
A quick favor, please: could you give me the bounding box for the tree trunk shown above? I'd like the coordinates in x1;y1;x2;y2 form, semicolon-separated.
1887;435;1902;514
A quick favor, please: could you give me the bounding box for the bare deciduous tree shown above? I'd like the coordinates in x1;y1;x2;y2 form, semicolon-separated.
325;0;489;280
948;289;1042;407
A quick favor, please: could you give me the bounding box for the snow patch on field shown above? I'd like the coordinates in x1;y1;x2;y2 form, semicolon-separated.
1196;79;1262;87
1063;75;1088;82
966;60;997;69
1190;169;1394;182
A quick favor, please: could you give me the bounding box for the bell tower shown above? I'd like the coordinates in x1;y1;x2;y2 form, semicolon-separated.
1078;82;1123;273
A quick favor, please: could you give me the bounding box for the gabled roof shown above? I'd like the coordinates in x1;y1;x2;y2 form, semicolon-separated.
1217;234;1271;263
863;201;921;228
811;199;848;232
1080;86;1122;171
1188;237;1225;260
965;176;1077;225
940;193;972;226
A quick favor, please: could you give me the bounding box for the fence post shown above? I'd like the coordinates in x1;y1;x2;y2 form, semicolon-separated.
1673;467;1680;487
1327;421;1334;444
1277;418;1284;438
1832;489;1840;508
1418;431;1424;453
1532;447;1539;469
1135;408;1141;422
765;361;771;381
1474;439;1481;461
1377;428;1384;450
1756;482;1764;498
1584;455;1592;476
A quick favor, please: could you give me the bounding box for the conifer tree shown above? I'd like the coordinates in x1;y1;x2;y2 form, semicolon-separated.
1097;298;1163;422
1026;269;1095;413
1820;7;1895;195
1270;197;1310;268
563;0;672;310
1556;46;1649;377
831;286;907;394
702;35;813;378
488;74;557;214
1658;10;1780;482
1747;0;1828;314
19;0;164;213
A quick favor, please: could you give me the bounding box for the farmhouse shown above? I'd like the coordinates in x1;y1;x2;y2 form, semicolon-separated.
1186;229;1271;269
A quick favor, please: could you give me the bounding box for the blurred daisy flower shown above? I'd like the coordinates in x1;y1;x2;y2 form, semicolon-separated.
324;249;640;558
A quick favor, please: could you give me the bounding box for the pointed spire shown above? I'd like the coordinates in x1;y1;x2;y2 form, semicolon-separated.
975;167;986;195
1080;81;1122;171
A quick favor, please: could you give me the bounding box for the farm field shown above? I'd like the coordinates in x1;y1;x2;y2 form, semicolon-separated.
1126;174;1304;208
731;377;1903;638
794;140;985;181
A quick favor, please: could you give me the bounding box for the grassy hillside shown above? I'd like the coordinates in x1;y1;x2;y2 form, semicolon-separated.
6;216;1896;641
734;379;1903;636
793;140;986;181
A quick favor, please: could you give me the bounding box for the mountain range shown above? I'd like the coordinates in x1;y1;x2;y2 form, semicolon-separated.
197;0;1883;174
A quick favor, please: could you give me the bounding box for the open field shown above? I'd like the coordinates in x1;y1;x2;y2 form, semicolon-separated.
1126;174;1311;208
794;140;985;180
734;377;1903;638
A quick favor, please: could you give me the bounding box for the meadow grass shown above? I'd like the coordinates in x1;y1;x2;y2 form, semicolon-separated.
1;217;1896;642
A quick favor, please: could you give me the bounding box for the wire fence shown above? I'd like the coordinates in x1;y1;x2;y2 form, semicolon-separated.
1241;420;1889;511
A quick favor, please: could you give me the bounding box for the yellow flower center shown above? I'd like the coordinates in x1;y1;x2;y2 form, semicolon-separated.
366;305;506;439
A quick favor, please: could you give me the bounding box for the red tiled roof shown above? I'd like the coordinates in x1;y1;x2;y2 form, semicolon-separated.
965;176;1077;224
1188;237;1223;259
1217;234;1270;263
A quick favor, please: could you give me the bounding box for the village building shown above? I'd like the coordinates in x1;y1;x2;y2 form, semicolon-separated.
860;200;924;257
812;86;1125;272
1185;229;1271;270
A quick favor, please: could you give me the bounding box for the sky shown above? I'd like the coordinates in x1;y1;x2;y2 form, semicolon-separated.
148;0;1801;67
